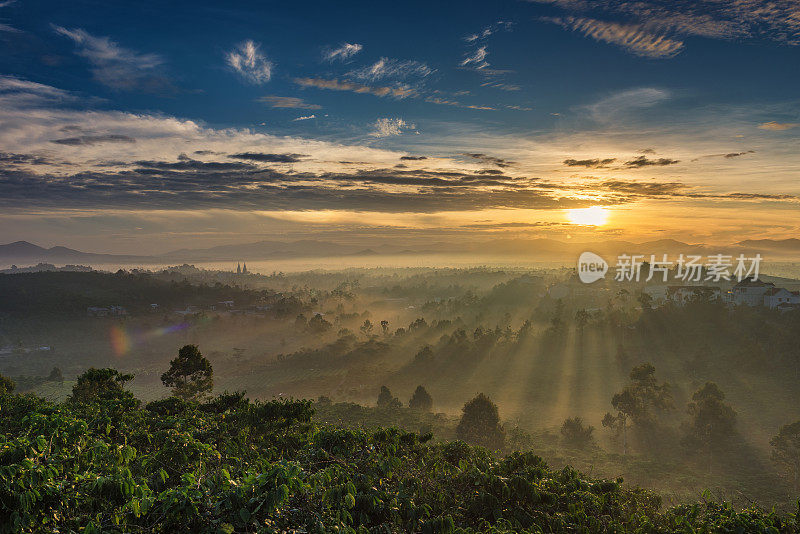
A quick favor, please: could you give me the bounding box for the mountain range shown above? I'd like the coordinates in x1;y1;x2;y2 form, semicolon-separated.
1;237;799;267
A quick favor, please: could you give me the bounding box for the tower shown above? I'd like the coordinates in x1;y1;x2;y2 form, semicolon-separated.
236;262;241;274
242;262;248;274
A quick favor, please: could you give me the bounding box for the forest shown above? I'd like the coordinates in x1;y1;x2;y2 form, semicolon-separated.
2;266;800;531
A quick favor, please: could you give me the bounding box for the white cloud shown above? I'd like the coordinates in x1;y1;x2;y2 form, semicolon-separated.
348;57;434;81
548;17;684;58
587;87;671;121
370;118;417;137
226;40;273;84
53;26;168;91
292;115;316;121
324;43;363;62
460;46;489;69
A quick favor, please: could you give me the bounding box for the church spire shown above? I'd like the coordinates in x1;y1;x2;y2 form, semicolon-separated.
236;262;241;274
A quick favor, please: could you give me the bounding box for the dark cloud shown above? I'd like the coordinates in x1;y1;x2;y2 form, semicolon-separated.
563;158;616;168
193;150;220;156
623;155;679;167
400;155;427;160
50;134;136;146
638;148;656;154
601;180;685;195
132;158;255;172
228;152;307;163
0;152;51;165
462;153;515;167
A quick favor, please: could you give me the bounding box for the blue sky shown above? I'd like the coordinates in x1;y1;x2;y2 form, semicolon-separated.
1;0;799;252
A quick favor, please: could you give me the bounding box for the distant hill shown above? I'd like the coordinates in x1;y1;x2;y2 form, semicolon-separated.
3;236;799;268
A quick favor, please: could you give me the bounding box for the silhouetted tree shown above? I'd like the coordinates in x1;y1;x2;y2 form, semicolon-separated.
683;382;737;467
456;393;505;449
360;319;374;338
70;368;135;404
603;363;672;453
47;366;63;383
771;421;800;490
574;309;590;331
0;372;15;394
561;417;595;449
409;385;433;411
161;345;214;401
308;313;332;333
376;385;401;409
380;320;389;335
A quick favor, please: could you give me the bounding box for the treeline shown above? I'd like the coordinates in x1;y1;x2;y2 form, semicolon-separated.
0;350;797;532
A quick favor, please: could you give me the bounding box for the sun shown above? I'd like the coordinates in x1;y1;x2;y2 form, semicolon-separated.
567;206;609;226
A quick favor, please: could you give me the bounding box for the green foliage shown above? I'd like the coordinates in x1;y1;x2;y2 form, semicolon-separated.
161;345;214;401
409;385;433;411
69;368;137;407
456;393;505;450
0;381;797;532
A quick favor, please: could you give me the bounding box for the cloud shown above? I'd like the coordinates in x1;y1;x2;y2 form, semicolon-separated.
400;155;427;160
292;115;316;121
53;26;169;92
323;43;363;62
348;57;434;81
463;153;515;167
226;40;272;84
587;87;670;121
623;155;679;167
257;95;321;109
370;118;417;137
227;152;306;163
563;158;616;167
533;0;800;50
464;21;514;42
460;46;489;69
424;96;496;111
546;17;684;58
759;121;798;131
294;77;414;98
50;134;136;146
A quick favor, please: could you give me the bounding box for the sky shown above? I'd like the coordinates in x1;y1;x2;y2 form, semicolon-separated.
0;0;799;254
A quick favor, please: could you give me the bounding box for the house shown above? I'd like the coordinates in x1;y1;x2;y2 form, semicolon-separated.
728;278;775;306
763;288;800;309
109;306;128;316
87;306;109;317
642;285;669;304
667;286;721;306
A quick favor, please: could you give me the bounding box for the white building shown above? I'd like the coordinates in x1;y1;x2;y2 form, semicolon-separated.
728;279;775;306
763;288;800;310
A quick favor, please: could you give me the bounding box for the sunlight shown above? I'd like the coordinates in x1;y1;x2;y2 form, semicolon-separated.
567;206;609;226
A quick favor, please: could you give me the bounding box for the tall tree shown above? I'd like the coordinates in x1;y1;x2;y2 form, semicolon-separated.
376;385;401;409
456;393;505;449
602;363;672;453
161;345;214;401
561;417;595;449
408;385;433;411
684;382;737;466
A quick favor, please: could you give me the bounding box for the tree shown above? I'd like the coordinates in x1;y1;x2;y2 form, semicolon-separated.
602;363;672;453
771;421;800;489
308;313;332;333
0;372;15;394
161;344;214;401
409;385;433;411
561;417;595;449
684;382;737;467
574;309;590;331
377;386;402;409
380;320;389;335
47;366;64;383
70;368;135;404
456;393;505;449
360;319;374;338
